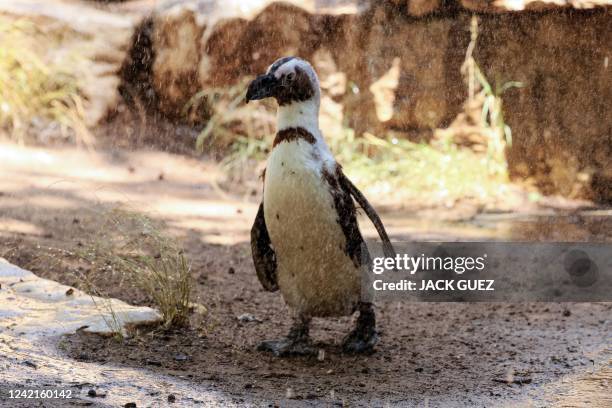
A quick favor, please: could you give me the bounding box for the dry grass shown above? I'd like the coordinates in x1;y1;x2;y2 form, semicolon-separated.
77;208;192;329
186;78;276;184
0;18;90;145
187;78;276;153
77;274;127;341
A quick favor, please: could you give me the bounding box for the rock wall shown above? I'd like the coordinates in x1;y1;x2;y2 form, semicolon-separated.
475;10;612;200
126;0;611;201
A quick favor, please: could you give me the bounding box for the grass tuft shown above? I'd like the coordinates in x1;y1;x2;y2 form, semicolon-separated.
460;15;523;171
187;78;275;153
78;208;192;329
0;18;90;145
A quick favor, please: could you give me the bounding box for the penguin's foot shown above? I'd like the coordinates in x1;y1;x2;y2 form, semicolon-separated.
258;316;316;357
342;303;378;354
257;337;317;357
342;328;378;354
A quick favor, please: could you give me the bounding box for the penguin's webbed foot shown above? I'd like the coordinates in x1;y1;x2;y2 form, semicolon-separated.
258;316;316;357
342;303;378;354
342;329;378;354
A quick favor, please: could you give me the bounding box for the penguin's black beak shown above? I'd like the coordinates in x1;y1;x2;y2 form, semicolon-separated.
246;73;278;103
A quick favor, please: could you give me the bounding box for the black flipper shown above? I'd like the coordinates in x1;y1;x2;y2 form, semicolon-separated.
322;166;370;269
251;202;279;292
337;167;396;259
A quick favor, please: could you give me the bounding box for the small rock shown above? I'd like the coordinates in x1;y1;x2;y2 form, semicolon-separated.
77;353;90;361
65;288;74;296
317;349;325;361
228;267;235;274
237;313;262;323
23;360;37;369
492;376;532;385
563;309;571;317
87;389;96;397
174;353;189;361
285;387;294;399
167;394;176;403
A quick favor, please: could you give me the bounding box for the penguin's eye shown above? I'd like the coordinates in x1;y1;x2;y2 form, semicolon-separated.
286;72;296;82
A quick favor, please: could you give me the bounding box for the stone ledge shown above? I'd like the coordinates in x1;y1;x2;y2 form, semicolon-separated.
0;258;161;338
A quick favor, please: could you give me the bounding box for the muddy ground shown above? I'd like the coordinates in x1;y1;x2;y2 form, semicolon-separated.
0;142;611;406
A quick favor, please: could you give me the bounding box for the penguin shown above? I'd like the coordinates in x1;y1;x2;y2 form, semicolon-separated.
246;56;395;356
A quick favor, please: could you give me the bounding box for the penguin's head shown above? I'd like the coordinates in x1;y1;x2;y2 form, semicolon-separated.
246;56;320;106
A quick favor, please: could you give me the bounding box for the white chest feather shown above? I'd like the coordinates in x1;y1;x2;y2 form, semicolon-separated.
263;140;361;317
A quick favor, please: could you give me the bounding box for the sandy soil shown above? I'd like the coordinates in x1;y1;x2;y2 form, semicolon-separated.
0;142;610;406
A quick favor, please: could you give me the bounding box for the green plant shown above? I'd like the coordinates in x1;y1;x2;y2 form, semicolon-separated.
0;18;90;145
461;15;523;172
334;131;511;204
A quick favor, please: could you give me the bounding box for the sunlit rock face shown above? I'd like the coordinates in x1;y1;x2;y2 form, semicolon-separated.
132;0;611;201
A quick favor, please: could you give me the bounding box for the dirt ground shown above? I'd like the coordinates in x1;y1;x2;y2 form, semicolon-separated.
1;141;611;406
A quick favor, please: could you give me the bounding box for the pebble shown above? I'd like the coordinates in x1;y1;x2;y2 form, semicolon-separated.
237;313;262;323
23;360;37;369
174;353;189;361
